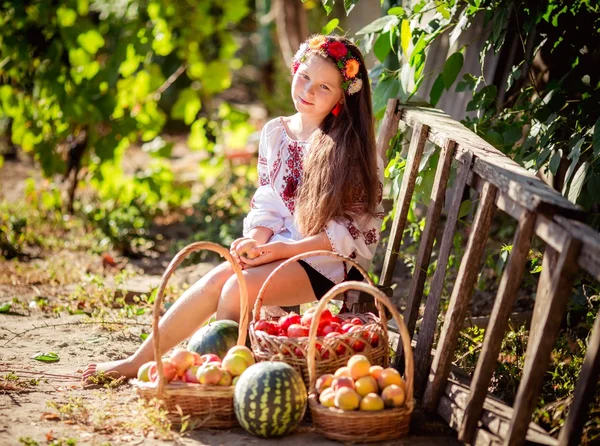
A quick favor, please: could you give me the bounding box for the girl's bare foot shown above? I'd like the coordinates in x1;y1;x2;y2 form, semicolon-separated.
82;358;140;384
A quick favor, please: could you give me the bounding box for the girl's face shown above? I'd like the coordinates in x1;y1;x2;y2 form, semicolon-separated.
291;54;344;120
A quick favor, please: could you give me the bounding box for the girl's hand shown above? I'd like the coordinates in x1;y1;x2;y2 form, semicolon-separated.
230;237;261;268
239;241;291;267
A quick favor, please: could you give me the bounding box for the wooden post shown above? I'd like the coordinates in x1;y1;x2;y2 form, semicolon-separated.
459;211;537;443
529;246;559;348
376;99;402;161
380;122;430;287
403;138;457;338
412;152;474;395
506;237;581;445
558;310;600;445
423;181;498;412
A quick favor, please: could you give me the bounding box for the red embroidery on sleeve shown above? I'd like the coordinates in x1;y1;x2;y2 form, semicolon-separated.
347;221;361;239
280;141;304;213
363;228;378;245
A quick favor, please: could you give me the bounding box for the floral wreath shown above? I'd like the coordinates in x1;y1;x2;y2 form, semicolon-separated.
291;35;363;96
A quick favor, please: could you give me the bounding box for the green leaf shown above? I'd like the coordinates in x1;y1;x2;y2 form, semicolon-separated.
485;130;503;148
502;126;522;147
549;149;562;175
456;73;479;92
372;76;400;116
77;30;105;55
429;74;444;107
562;137;584;194
388;6;405;16
322;19;339;35
171;89;201;125
32;352;60;363
458;199;472;219
356;15;399;35
506;62;523;91
0;156;3;169
568;161;588;204
0;302;11;313
442;52;464;89
593;118;600;157
400;19;411;55
140;332;149;341
374;32;392;63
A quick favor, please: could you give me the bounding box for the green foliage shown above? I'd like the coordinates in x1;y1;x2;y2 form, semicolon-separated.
0;0;250;203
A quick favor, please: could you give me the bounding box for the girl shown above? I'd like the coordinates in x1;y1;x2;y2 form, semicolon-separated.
83;34;385;381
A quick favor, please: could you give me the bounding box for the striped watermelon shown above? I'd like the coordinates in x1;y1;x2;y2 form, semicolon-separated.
187;320;239;359
234;362;307;438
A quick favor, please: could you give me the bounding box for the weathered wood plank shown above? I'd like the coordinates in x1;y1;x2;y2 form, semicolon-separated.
376;99;402;161
441;380;558;445
529;246;559;349
438;395;503;446
380;122;429;287
553;215;600;281
413;151;474;396
459;211;537;443
404;138;457;338
423;181;498;412
506;237;581;445
400;105;584;219
558;311;600;446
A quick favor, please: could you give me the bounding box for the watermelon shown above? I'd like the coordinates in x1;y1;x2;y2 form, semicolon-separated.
187;320;239;359
234;362;307;438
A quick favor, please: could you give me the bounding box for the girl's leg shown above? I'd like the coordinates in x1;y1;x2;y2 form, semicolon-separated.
216;260;317;322
82;261;235;381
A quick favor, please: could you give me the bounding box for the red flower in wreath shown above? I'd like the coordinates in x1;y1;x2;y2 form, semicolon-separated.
327;41;348;59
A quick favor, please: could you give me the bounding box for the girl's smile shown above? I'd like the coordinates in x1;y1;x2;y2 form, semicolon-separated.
299;96;313;106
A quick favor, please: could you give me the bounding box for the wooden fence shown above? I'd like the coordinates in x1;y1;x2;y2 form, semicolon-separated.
377;99;600;445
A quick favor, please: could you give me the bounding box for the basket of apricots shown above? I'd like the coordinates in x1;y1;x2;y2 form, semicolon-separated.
249;251;392;387
306;282;414;442
131;242;252;429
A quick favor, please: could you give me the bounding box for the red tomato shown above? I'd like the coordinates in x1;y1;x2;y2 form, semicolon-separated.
349;325;365;352
342;323;355;333
278;312;301;331
350;317;363;325
287;323;309;338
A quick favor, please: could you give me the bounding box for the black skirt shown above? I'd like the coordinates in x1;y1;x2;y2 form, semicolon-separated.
298;260;365;300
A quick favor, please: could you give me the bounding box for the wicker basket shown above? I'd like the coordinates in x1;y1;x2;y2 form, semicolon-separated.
307;281;414;442
131;241;249;429
248;250;391;387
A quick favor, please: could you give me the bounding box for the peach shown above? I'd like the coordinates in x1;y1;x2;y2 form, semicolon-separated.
315;373;335;395
354;375;378;397
332;376;355;392
196;364;222;385
226;345;255;366
369;365;384;380
183;365;200;383
222;354;249;377
359;393;384;411
334;387;361;410
319;387;335;407
377;367;403;389
137;361;155;382
347;354;371;380
169;349;196;377
381;384;406;408
334;366;351;378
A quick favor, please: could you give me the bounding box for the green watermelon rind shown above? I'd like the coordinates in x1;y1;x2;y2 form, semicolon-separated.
187;320;239;359
234;362;307;438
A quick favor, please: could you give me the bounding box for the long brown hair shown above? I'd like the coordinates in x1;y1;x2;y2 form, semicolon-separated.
295;35;378;237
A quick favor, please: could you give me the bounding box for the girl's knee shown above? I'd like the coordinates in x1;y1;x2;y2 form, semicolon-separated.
216;275;243;320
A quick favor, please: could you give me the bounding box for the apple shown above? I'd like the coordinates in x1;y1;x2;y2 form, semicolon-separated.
287;323;309;337
350;317;363;326
137;361;155;382
169;349;196;377
226;345;255;366
278;312;301;332
184;365;201;383
294;347;304;357
190;351;204;366
149;360;177;383
349;326;365;352
201;353;221;364
255;320;270;333
218;370;233;386
330;316;343;325
301;308;316;326
342;323;355;333
325;332;347;355
197;364;222;385
320;322;342;336
222;354;249;377
266;321;280;336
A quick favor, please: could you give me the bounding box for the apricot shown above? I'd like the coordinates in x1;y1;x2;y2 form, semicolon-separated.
381;384;406;408
319;387;335;407
315;373;335;395
369;365;384;381
377;367;403;389
334;387;361;411
359;393;384;411
226;345;255;366
347;355;371;380
355;375;378;397
334;366;351;378
222;354;249;377
332;376;355;392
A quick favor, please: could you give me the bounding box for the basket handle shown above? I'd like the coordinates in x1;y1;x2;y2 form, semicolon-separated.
152;241;249;397
252;250;376;323
306;281;414;405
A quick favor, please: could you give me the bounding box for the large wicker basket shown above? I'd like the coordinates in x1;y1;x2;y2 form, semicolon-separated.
248;250;391;387
307;281;414;442
131;241;249;429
